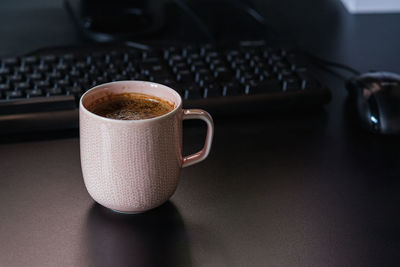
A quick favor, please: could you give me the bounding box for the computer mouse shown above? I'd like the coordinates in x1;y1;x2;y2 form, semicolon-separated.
346;71;400;134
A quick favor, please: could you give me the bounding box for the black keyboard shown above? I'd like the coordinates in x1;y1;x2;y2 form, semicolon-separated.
0;41;330;133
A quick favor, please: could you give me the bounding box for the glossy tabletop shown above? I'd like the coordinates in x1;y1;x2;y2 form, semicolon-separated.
1;0;400;266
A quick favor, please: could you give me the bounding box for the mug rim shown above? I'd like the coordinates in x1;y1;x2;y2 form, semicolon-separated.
79;80;183;124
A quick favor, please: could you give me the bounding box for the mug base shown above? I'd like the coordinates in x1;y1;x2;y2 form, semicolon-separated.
109;208;145;215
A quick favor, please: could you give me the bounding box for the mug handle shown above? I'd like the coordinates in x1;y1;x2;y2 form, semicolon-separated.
182;109;214;168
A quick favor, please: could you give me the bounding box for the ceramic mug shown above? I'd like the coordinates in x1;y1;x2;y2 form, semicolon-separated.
80;81;213;213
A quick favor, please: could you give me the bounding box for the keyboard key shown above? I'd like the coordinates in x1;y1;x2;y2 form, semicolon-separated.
141;57;162;67
46;87;63;96
161;79;178;88
26;73;43;81
112;74;128;81
65;86;82;95
90;79;101;87
41;55;57;64
183;85;202;99
221;82;242;96
280;69;293;77
5;90;23;99
142;49;161;59
56;79;70;88
61;54;74;63
133;73;147;80
150;64;166;73
259;69;274;80
283;74;298;81
231;58;246;68
239;72;255;84
105;50;121;60
0;68;10;75
0;83;10;91
15;66;31;74
182;46;198;57
22;56;38;65
124;66;136;76
295;70;318;89
244;80;258;94
93;61;107;69
2;57;18;67
36;64;50;72
56;64;69;72
149;72;170;82
14;82;30;90
35;80;50;89
75;61;87;70
26;89;43;97
282;80;300;91
236;64;252;74
104;68;119;78
270;52;283;62
121;52;130;62
48;72;62;81
246;79;282;94
162;50;170;59
176;70;193;83
195;69;212;83
190;61;206;71
172;62;189;73
275;60;289;70
168;55;184;66
9;74;23;83
69;69;81;79
226;50;240;61
205;52;220;63
214;67;233;82
186;54;201;64
200;44;215;56
203;84;221;98
209;60;226;70
249;55;263;65
74;78;89;89
87;67;102;77
199;75;215;87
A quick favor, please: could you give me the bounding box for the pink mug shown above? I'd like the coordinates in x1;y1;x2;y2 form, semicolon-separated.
80;81;213;213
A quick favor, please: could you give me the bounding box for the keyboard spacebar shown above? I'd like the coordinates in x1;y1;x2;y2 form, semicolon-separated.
0;96;77;115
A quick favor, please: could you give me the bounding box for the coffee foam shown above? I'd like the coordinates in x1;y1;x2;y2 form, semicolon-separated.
87;92;175;120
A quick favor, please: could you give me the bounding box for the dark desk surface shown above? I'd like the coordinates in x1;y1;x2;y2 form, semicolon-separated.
1;1;400;266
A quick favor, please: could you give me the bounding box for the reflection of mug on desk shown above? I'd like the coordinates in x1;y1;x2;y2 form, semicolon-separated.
86;202;191;267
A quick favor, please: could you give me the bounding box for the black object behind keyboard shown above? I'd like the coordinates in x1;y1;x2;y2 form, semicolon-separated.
0;41;330;133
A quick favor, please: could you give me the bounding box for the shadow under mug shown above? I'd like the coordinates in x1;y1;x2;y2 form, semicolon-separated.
79;81;213;213
86;202;192;267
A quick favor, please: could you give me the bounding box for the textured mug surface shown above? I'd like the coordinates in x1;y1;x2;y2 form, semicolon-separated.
80;81;213;213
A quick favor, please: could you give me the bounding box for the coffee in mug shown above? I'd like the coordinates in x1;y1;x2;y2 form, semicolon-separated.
87;92;174;120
